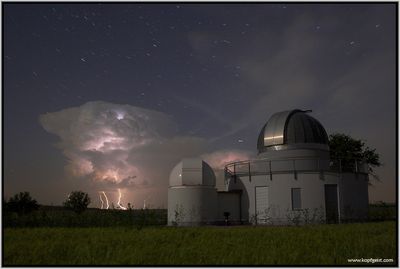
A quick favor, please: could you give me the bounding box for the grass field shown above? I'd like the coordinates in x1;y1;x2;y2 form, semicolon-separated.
4;221;396;265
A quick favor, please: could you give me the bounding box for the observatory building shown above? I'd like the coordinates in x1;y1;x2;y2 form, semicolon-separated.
168;109;369;226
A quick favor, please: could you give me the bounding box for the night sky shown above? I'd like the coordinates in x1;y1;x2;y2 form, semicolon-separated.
4;3;396;208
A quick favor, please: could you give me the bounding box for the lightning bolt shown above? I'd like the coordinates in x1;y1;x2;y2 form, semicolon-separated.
143;194;151;209
99;192;104;209
101;191;109;209
117;188;127;210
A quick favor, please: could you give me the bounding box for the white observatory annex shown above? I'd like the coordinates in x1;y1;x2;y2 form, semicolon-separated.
168;109;369;226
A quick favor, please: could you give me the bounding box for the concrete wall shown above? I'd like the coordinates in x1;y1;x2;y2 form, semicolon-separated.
214;169;227;191
227;171;369;224
167;186;217;226
227;172;335;224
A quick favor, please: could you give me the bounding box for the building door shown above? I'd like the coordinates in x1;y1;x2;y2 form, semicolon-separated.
255;186;269;224
324;184;339;223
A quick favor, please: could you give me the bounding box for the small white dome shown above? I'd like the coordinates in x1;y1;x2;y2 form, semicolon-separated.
169;158;216;187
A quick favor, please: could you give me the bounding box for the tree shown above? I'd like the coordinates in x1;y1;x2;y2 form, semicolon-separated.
63;191;91;214
5;192;39;215
328;133;381;179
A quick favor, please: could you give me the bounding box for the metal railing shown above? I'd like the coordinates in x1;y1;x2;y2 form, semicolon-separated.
224;157;368;180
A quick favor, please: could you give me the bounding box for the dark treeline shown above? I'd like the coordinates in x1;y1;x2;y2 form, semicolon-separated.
4;204;395;228
4;206;167;228
367;202;396;222
3;191;167;228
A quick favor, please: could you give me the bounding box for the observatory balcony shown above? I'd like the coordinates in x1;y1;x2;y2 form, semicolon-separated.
224;158;368;181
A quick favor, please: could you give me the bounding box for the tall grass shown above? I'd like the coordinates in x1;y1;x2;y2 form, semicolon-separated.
4;222;396;265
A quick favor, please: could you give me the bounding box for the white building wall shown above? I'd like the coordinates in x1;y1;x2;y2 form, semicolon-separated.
214;169;227;191
227;171;369;224
167;186;217;226
227;172;335;224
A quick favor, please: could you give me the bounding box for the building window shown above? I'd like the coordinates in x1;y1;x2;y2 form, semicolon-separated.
291;188;302;210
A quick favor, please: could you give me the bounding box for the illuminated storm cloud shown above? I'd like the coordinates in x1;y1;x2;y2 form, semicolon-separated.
39;101;251;207
39;101;175;186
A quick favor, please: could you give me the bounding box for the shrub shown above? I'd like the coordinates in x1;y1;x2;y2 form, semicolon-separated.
63;191;91;214
5;192;39;215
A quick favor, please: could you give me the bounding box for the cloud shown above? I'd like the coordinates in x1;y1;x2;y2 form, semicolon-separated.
39;101;190;206
39;101;250;207
40;101;175;183
202;150;252;170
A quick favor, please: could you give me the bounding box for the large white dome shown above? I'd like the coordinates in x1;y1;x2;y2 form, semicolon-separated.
257;109;329;153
